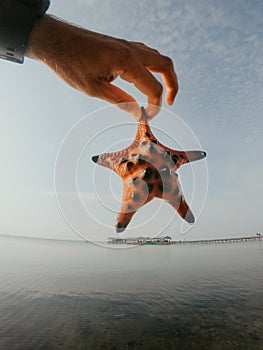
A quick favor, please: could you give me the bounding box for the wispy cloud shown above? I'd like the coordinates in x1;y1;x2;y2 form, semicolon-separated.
59;0;263;121
1;0;262;238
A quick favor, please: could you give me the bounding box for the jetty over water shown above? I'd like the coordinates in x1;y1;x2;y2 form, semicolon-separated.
108;233;262;245
173;234;262;245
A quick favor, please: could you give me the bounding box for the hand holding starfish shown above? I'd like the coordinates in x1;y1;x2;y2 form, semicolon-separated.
27;15;178;121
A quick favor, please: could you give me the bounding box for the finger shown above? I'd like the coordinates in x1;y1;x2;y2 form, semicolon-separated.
120;64;163;120
149;63;178;105
131;44;178;105
94;81;141;120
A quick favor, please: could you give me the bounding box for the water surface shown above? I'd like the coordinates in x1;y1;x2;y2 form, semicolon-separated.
0;236;262;349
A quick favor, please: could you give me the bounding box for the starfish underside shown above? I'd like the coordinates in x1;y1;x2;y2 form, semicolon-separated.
92;107;206;233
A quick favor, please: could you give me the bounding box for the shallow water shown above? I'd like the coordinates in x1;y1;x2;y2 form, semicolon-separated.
0;236;262;350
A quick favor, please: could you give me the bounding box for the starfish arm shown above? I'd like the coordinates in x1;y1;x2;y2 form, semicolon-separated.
152;144;206;169
162;178;195;224
92;150;130;174
115;178;153;233
166;193;195;224
171;150;206;165
115;206;136;233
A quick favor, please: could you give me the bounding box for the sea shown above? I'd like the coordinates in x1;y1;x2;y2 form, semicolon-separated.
0;236;262;350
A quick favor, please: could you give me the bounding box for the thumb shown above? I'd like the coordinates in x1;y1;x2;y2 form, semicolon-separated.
94;81;142;121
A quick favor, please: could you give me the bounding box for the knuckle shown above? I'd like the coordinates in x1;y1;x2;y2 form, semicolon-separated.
133;41;160;55
130;41;146;48
162;55;173;68
135;41;147;47
151;48;161;55
118;38;129;46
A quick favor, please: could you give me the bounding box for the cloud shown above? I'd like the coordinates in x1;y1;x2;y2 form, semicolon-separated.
2;0;262;239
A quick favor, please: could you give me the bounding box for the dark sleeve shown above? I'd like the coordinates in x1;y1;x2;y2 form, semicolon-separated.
0;0;50;63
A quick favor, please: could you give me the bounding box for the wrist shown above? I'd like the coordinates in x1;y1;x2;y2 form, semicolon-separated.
26;15;95;71
26;15;78;62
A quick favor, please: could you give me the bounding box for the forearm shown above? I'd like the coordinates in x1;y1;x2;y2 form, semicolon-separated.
25;14;100;93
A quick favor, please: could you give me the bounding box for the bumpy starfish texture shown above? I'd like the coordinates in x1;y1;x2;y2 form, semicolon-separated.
92;107;206;233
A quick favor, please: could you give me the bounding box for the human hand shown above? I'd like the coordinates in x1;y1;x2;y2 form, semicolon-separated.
26;15;178;121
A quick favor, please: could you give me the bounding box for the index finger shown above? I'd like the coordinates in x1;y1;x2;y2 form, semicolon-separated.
131;43;179;105
120;62;164;119
148;58;179;105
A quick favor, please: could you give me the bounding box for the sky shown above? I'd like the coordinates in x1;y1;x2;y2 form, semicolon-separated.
0;0;262;242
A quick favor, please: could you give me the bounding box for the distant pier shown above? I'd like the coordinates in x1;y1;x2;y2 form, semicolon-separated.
172;235;262;245
108;233;262;245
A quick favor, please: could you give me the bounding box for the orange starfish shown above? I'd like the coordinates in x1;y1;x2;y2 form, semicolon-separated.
92;107;206;233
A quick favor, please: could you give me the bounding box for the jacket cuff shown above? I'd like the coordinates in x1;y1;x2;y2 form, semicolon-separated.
0;0;50;63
